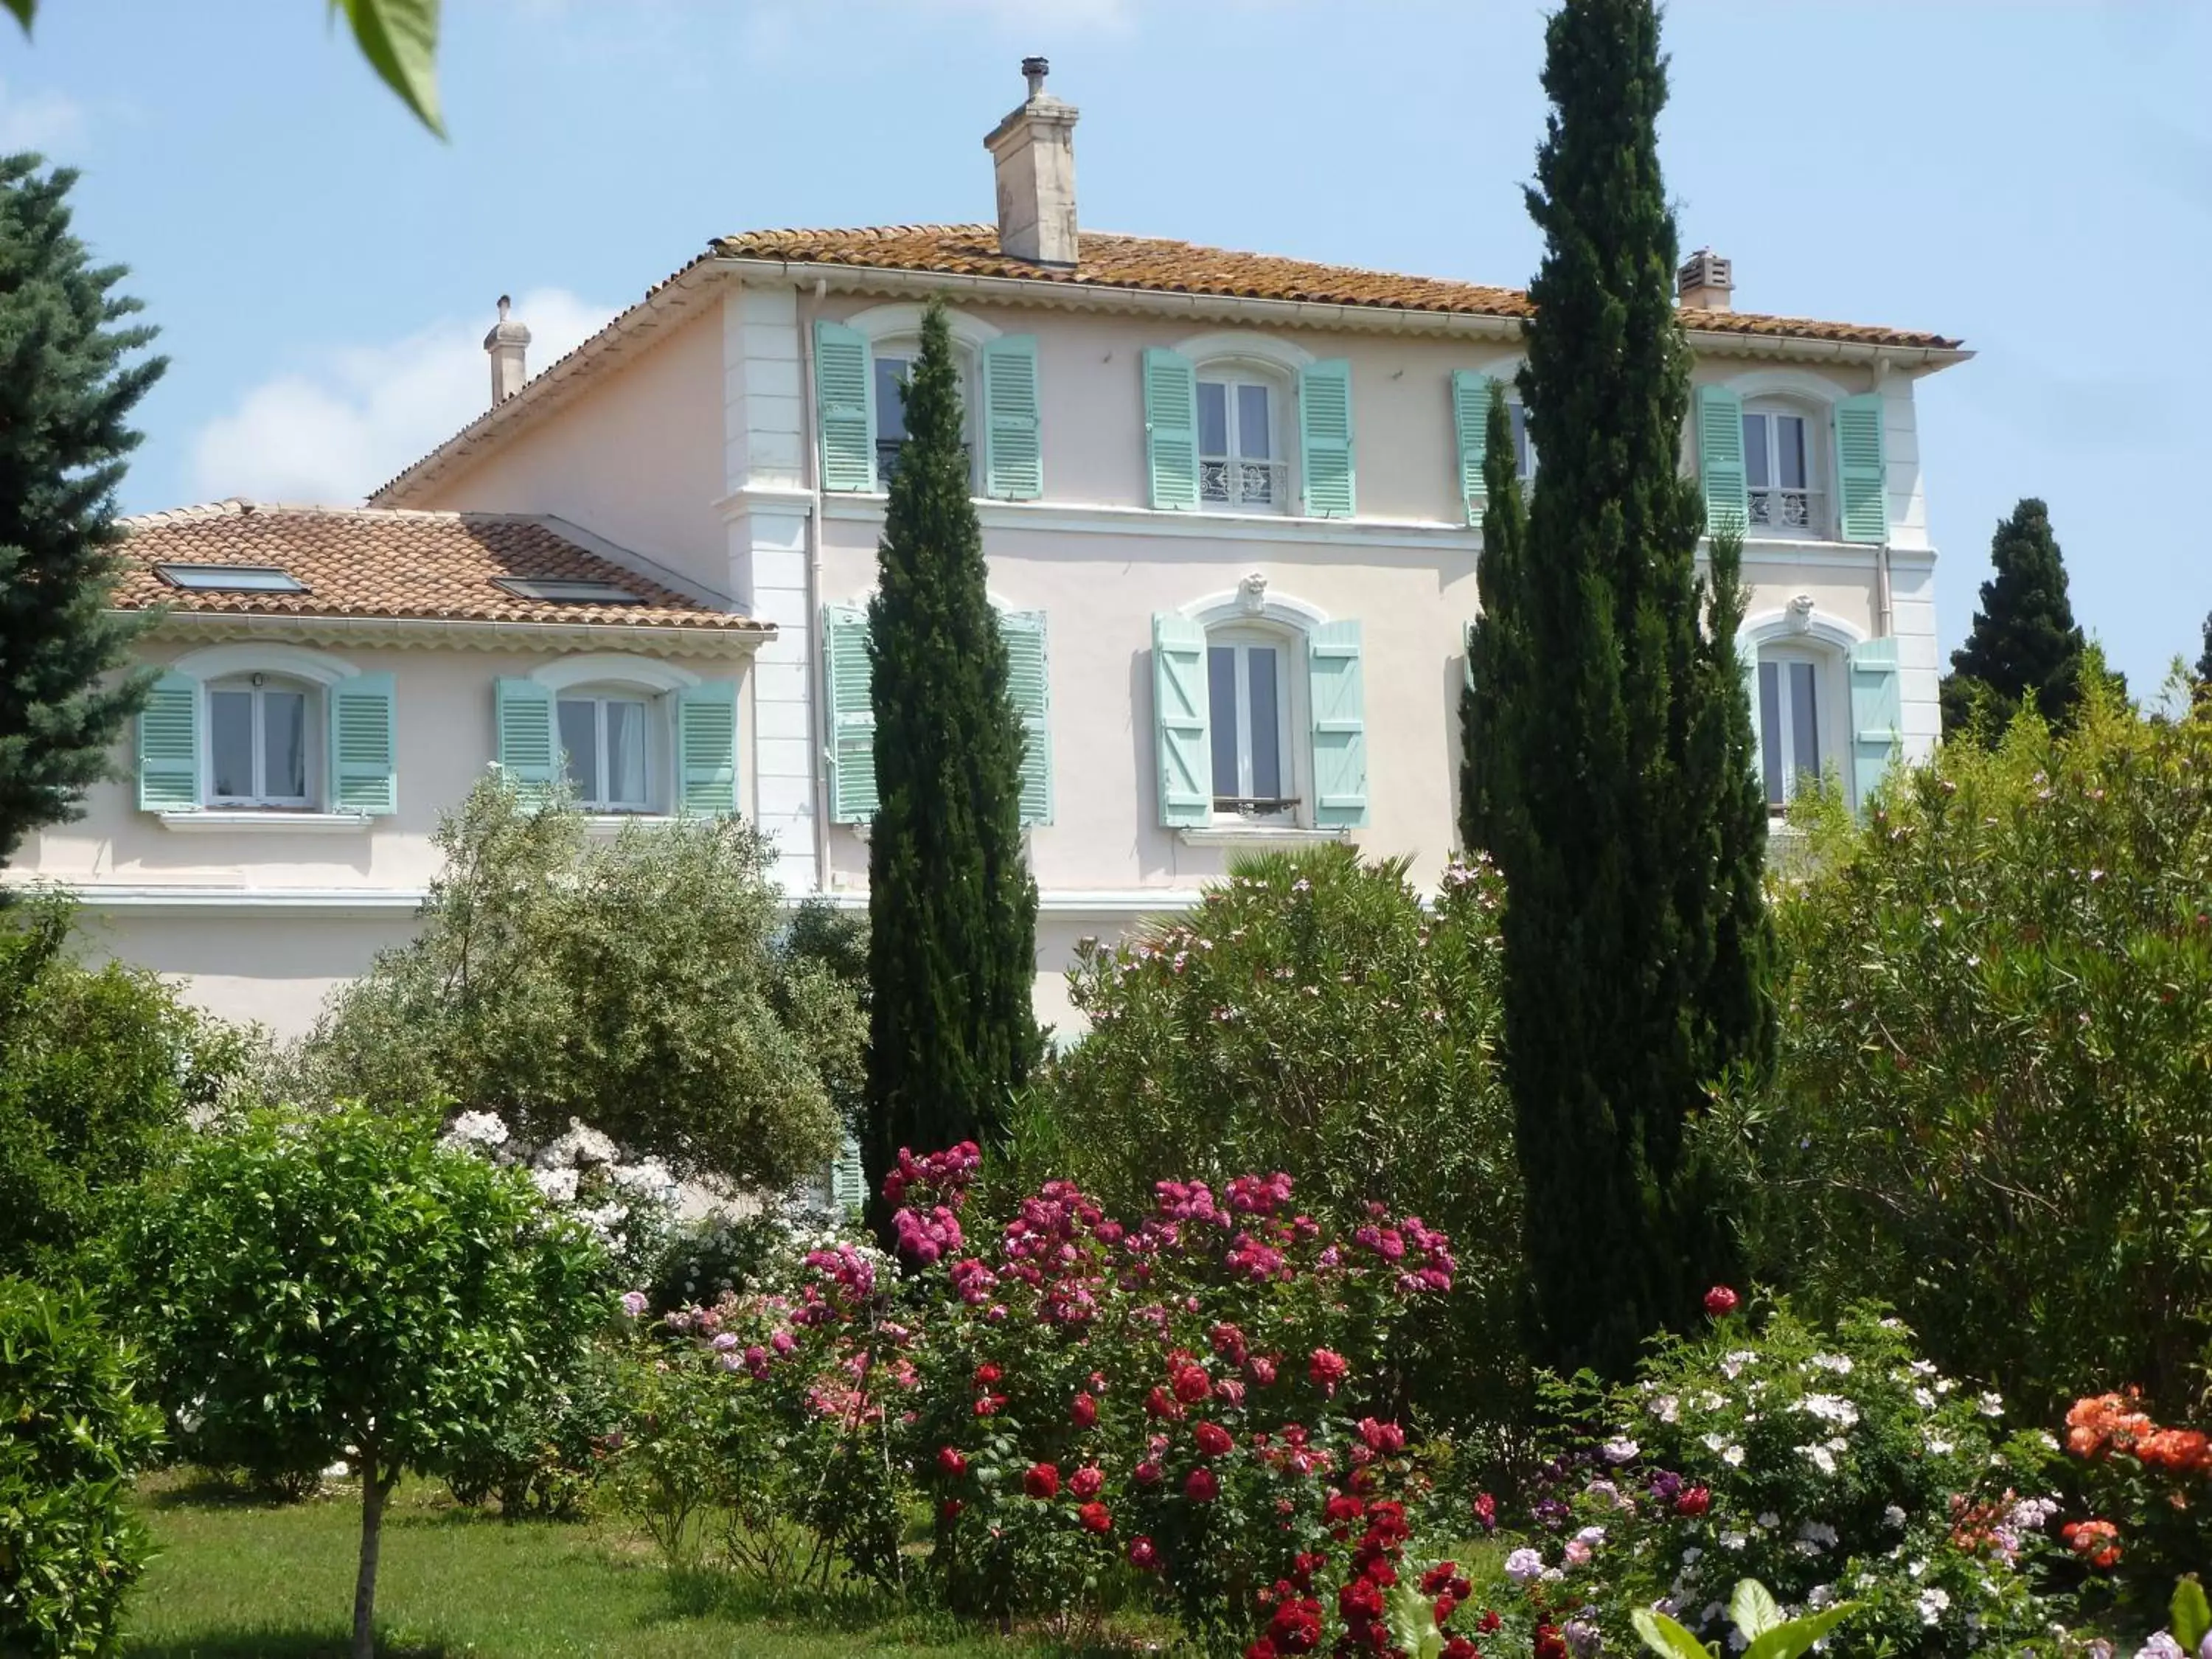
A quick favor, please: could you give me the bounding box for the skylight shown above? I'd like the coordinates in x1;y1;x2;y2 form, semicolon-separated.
492;577;644;605
155;563;306;594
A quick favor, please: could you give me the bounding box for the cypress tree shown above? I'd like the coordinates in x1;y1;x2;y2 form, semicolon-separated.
1938;498;2091;740
2194;611;2211;698
0;156;164;864
860;299;1038;1233
1461;0;1773;1380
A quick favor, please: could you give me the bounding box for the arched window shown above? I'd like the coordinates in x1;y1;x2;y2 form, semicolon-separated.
206;672;316;807
1740;397;1825;536
870;335;979;490
1197;367;1289;512
555;684;658;811
1756;644;1829;810
1205;622;1298;813
495;655;739;818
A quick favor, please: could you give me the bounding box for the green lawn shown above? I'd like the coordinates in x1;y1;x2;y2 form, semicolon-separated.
124;1472;1090;1658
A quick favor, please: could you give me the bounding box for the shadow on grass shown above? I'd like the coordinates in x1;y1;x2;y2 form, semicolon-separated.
125;1632;448;1659
658;1569;1145;1656
138;1469;333;1512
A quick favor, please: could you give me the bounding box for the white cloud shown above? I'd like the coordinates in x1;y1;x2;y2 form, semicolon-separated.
188;288;616;507
0;80;87;153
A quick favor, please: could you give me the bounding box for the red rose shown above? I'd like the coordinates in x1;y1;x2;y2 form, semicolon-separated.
1243;1641;1279;1659
936;1446;967;1478
1194;1420;1234;1458
1133;1458;1164;1486
1703;1284;1740;1318
1145;1385;1185;1420
1675;1484;1711;1518
1069;1464;1105;1498
939;1498;963;1520
1078;1500;1113;1534
1172;1363;1214;1404
1184;1467;1220;1502
1357;1417;1405;1454
1268;1596;1324;1654
1246;1354;1279;1387
1023;1462;1060;1500
1433;1593;1458;1624
1443;1639;1478;1659
1128;1534;1161;1571
975;1362;1003;1386
1338;1576;1384;1620
1071;1391;1099;1428
1324;1493;1365;1526
1479;1609;1503;1633
1473;1491;1498;1531
1307;1348;1349;1394
973;1394;1004;1417
1419;1562;1460;1596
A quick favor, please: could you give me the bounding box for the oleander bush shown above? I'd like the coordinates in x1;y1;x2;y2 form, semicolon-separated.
0;1276;164;1658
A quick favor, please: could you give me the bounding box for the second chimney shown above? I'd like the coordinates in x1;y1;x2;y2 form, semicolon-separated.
984;57;1079;267
1677;248;1733;312
484;295;531;406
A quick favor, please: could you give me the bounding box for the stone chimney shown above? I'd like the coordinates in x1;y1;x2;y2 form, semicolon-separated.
1677;248;1733;312
484;294;531;406
984;56;1079;267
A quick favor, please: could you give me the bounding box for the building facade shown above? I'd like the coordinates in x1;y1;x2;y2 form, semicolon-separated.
21;64;1967;1037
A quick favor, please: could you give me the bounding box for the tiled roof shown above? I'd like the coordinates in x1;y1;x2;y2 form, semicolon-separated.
709;224;1964;352
114;501;761;633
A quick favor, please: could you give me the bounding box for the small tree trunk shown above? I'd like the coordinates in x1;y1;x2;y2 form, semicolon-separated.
352;1449;386;1659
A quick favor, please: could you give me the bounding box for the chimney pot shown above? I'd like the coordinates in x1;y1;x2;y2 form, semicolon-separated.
985;58;1079;267
484;294;532;406
1677;248;1733;313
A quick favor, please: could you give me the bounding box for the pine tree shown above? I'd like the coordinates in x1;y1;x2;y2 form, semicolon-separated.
1461;0;1773;1381
860;299;1039;1234
1938;498;2091;741
2194;611;2211;696
0;156;163;865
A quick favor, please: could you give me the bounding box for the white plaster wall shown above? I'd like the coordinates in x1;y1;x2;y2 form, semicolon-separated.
67;911;420;1038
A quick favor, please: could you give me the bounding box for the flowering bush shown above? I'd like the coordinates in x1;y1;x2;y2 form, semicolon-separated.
2058;1390;2212;1623
1509;1298;2067;1655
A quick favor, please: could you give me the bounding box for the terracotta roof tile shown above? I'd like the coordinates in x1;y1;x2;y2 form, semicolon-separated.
709;224;1963;352
114;501;760;633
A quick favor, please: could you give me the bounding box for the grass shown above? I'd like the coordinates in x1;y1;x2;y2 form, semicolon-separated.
123;1470;1097;1658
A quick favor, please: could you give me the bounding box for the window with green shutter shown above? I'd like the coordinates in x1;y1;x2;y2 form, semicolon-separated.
1001;608;1054;825
675;681;739;815
493;677;559;797
1451;370;1492;524
136;672;200;813
1696;384;1749;536
821;605;878;823
328;673;397;815
1307;619;1368;828
1151;612;1211;827
1142;348;1200;511
1833;392;1888;543
1847;637;1903;810
1298;360;1356;518
814;319;875;494
981;335;1043;501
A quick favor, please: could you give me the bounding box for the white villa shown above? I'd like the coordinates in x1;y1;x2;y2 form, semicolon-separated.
21;60;1966;1037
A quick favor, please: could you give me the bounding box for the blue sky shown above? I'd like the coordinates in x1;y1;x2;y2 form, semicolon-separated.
4;1;2207;693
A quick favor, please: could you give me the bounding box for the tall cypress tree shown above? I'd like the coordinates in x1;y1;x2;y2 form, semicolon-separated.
861;299;1038;1234
1461;0;1773;1381
0;156;163;864
1939;498;2091;740
2193;611;2211;698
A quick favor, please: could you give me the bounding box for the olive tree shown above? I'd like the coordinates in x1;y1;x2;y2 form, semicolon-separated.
119;1103;608;1659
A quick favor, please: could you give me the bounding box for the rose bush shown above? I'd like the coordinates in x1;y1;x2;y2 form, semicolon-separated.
2056;1388;2212;1630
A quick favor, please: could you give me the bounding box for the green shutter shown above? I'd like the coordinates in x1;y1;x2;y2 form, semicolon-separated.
136;671;198;813
1697;384;1748;536
822;604;878;823
1848;637;1903;810
1299;359;1356;518
1142;348;1199;511
1834;392;1888;543
814;319;875;494
1152;611;1209;828
1308;619;1368;829
1451;370;1492;525
830;1134;867;1214
675;681;739;815
494;676;558;796
981;334;1043;501
328;672;397;815
1001;608;1053;825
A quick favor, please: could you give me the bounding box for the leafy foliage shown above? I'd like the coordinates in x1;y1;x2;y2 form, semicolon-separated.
1940;498;2098;741
1460;0;1773;1380
862;299;1038;1219
1722;691;2212;1417
0;156;164;863
1026;846;1520;1427
0;1276;164;1658
288;776;855;1189
0;894;253;1277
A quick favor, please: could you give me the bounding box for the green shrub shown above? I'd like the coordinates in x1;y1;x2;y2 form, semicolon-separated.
0;1276;164;1657
1022;847;1519;1428
0;895;252;1276
1720;693;2212;1416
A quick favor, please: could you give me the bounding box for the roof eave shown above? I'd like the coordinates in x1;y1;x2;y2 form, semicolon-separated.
122;608;773;657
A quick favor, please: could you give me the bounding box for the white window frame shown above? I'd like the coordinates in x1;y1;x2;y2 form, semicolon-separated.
1196;372;1287;514
554;687;661;813
870;339;981;492
1204;623;1301;823
1756;644;1833;812
1742;399;1824;540
205;675;316;809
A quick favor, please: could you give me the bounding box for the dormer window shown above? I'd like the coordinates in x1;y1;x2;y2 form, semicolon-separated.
1742;403;1820;535
1197;376;1280;511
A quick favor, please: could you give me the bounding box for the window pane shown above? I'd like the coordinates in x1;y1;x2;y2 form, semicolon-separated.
210;690;253;799
1510;403;1534;479
557;699;598;801
1207;646;1239;798
1790;661;1820;779
1246;647;1281;799
1778;415;1807;490
1742;412;1770;488
1237;383;1271;461
873;357;909;442
1757;662;1784;806
606;700;647;807
263;690;307;800
1197;381;1229;457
